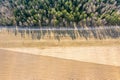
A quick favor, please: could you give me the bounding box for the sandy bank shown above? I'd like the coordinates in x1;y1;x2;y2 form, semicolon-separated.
0;49;120;80
2;46;120;66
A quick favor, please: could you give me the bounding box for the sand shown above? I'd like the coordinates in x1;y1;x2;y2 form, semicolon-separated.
2;46;120;66
0;49;120;80
0;29;120;48
0;28;120;80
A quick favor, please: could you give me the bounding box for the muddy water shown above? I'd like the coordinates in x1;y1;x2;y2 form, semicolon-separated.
0;49;120;80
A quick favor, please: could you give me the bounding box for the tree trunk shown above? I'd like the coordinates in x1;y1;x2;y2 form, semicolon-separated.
73;22;79;39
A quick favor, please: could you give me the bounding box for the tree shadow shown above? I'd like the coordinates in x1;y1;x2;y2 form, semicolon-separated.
6;26;120;41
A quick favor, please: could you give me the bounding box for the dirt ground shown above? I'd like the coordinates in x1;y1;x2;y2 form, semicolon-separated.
0;29;120;80
0;49;120;80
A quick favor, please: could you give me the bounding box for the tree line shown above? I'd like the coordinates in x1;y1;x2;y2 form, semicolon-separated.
0;0;120;27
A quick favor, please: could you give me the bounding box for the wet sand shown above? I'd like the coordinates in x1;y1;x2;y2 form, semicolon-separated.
0;49;120;80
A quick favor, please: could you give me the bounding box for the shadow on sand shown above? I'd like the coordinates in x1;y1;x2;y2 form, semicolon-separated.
2;26;120;41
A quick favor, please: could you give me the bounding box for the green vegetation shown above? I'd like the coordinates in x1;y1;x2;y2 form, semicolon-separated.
0;0;120;27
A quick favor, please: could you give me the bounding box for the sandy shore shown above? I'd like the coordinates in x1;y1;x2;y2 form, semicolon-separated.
2;46;120;66
0;49;120;80
0;29;120;48
0;29;120;80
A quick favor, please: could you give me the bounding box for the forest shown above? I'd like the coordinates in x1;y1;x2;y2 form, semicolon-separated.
0;0;120;27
